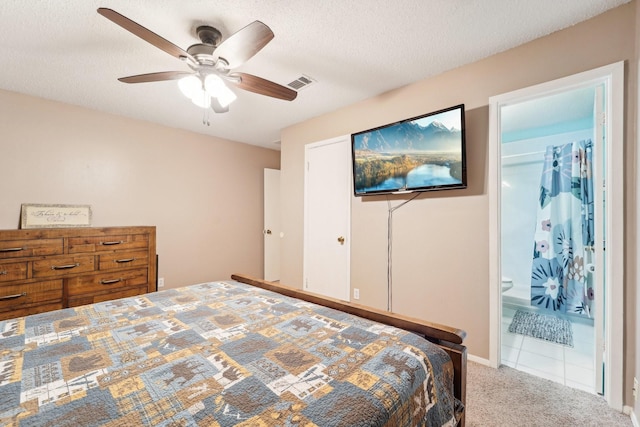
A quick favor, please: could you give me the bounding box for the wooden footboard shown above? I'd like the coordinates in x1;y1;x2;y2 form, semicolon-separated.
231;274;467;426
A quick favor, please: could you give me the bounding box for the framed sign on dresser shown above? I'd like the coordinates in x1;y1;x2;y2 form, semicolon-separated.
0;226;156;320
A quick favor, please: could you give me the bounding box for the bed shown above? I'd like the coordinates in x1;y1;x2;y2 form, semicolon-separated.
0;273;467;426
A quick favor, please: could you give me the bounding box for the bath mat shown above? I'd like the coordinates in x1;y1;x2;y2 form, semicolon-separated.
508;310;573;347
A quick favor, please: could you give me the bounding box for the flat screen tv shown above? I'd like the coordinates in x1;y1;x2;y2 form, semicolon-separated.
351;104;467;196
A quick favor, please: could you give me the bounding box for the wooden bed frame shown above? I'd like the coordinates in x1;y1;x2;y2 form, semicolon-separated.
232;274;467;426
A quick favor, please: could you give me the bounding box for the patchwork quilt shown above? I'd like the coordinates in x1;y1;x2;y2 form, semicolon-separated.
0;280;462;426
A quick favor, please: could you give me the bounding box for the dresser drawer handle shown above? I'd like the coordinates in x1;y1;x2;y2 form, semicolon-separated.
114;258;136;263
100;240;124;246
51;263;80;270
0;292;27;301
0;271;7;275
100;278;123;285
0;247;25;253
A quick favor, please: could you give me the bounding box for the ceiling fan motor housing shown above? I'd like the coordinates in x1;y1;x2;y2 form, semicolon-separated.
186;26;224;66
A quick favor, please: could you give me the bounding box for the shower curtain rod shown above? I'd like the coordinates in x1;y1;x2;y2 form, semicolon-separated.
502;150;546;160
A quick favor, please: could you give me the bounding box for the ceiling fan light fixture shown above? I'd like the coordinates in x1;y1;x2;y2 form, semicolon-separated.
205;75;237;108
191;90;212;108
178;75;202;99
204;74;224;95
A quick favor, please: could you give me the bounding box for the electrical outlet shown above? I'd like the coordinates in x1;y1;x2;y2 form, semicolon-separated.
158;277;165;288
634;377;638;401
353;288;360;300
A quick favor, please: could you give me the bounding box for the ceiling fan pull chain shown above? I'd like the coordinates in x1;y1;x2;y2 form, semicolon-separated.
202;107;210;126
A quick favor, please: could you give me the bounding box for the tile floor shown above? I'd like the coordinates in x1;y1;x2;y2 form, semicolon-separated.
501;305;597;394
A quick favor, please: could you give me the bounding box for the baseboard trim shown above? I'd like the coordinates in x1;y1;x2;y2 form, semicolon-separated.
624;406;638;427
468;354;491;366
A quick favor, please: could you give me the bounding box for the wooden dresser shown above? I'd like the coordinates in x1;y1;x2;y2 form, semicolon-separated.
0;226;156;320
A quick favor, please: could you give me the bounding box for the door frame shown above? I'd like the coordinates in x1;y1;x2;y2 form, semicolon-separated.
303;134;351;301
488;61;625;410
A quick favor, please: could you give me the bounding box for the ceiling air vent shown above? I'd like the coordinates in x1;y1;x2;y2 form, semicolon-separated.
287;74;316;91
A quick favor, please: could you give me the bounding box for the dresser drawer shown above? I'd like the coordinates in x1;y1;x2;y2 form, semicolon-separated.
68;286;147;308
32;255;95;278
0;280;63;312
68;233;149;253
67;268;148;296
0;303;64;321
0;238;63;259
98;250;149;271
0;261;28;282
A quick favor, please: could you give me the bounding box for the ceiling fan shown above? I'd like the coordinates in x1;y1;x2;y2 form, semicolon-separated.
97;8;297;114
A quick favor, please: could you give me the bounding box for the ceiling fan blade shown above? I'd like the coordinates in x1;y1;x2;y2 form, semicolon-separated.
211;98;229;114
231;73;297;101
214;21;274;69
97;8;194;63
118;71;193;84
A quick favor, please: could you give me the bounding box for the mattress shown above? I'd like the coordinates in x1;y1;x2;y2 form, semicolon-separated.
0;280;462;426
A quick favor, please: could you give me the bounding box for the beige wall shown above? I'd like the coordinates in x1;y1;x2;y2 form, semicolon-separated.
280;2;638;407
0;90;279;287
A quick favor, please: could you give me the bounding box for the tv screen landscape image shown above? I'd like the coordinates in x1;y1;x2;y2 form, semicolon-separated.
351;104;467;196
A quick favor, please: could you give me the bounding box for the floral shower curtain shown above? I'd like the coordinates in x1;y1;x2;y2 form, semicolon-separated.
530;139;594;317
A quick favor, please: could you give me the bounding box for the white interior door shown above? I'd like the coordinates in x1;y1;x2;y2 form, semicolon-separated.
263;168;281;281
304;135;351;301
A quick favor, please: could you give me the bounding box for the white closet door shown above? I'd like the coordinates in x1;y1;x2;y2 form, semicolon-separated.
263;168;281;282
304;135;351;301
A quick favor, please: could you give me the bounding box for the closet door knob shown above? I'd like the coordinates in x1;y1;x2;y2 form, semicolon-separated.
337;236;345;245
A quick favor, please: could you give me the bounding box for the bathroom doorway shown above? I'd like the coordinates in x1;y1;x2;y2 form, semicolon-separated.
488;62;624;410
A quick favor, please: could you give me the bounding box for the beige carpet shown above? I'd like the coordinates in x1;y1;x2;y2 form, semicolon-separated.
466;361;632;426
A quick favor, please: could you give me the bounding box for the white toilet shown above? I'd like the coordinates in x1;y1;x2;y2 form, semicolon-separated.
502;276;514;292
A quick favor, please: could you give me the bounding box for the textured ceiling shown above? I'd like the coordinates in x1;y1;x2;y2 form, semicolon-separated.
0;0;630;149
